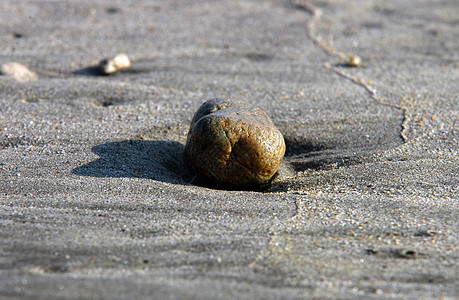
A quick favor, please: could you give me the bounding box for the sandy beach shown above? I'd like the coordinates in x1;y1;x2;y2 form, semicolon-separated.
1;0;458;298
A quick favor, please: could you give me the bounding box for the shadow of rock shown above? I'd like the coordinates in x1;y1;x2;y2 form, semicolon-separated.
73;65;152;77
72;140;194;185
281;135;358;172
73;66;105;76
332;63;365;69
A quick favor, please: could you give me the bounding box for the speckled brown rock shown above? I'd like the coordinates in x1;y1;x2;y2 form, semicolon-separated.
184;98;285;188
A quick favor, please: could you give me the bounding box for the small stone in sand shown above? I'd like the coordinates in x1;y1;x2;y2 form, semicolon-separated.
348;55;362;67
184;98;286;188
0;62;38;82
99;54;131;75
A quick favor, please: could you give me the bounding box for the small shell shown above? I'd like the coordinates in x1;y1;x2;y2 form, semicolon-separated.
0;62;38;82
348;55;362;67
99;54;131;75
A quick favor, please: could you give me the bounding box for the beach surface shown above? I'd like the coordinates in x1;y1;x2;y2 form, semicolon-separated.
1;0;458;298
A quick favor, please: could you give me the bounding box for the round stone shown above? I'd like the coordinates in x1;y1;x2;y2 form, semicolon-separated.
0;62;38;82
184;98;286;188
348;55;362;67
99;53;131;75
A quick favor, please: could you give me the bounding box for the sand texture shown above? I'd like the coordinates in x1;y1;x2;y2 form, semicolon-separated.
1;0;458;299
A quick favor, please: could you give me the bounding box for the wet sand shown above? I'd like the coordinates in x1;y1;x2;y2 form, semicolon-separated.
1;0;458;298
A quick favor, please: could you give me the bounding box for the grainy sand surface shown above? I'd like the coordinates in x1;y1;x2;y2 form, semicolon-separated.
1;0;458;299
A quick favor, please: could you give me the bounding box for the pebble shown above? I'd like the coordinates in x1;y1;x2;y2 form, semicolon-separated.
184;98;286;188
347;55;362;67
0;62;38;82
99;54;131;75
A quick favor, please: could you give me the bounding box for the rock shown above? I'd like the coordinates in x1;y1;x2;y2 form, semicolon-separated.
184;98;286;188
347;55;362;67
99;54;131;75
0;62;38;82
